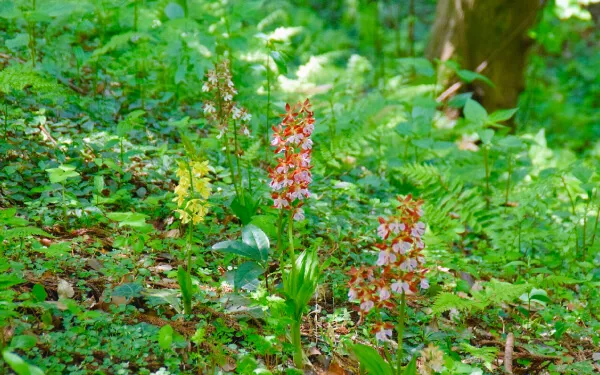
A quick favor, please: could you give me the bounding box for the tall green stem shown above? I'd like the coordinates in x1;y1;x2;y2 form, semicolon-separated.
483;146;491;209
395;292;406;375
287;213;302;368
232;120;245;206
291;320;303;369
265;46;272;160
561;176;580;255
505;152;512;207
288;213;296;289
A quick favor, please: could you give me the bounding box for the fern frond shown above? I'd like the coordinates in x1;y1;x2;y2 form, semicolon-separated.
3;227;53;240
431;292;482;315
0;65;65;94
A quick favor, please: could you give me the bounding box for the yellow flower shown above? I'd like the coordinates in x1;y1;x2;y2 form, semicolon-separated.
173;159;212;224
192;161;210;177
175;209;191;224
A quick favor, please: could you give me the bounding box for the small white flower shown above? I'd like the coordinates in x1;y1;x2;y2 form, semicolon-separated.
375;327;393;342
232;106;242;119
202;83;210;92
379;287;391;300
348;288;358;300
360;299;374;312
377;223;389;239
223;93;233;102
411;222;425;237
376;250;396;266
293;208;305;221
203;103;216;114
389;221;405;234
301;137;313;150
391;281;413;295
273;197;289;208
242;112;252;122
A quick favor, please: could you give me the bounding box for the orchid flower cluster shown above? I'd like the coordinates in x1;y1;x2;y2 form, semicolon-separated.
269;99;314;221
173;160;211;225
348;195;429;341
202;59;252;140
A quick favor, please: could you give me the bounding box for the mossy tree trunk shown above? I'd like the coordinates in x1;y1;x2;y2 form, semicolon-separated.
427;0;544;113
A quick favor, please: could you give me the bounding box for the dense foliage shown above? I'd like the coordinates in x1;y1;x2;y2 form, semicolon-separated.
1;0;599;374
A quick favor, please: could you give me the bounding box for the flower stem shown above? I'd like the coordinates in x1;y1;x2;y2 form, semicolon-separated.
395;291;406;375
232;120;245;206
288;213;296;289
291;319;303;369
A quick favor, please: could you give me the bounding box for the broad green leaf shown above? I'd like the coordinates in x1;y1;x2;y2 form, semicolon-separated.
10;335;37;350
93;175;105;193
158;324;174;350
177;266;193;313
478;129;494;145
464;99;487;125
270;50;287;74
403;355;418;375
230;193;259;225
283;249;320;320
112;283;144;298
351;343;394;375
165;2;184;19
46;165;79;184
106;212;148;227
2;350;45;375
241;225;270;263
32;284;47;302
212;240;263;262
457;69;494;87
488;108;518;123
0;275;25;289
234;261;265;291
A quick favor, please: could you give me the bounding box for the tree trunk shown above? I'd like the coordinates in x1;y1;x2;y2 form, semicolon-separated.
427;0;543;113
